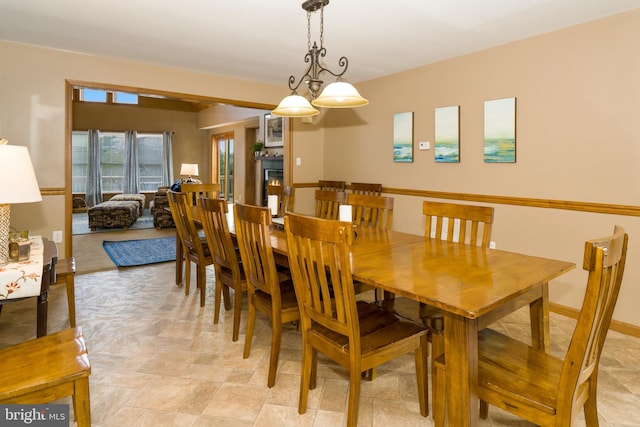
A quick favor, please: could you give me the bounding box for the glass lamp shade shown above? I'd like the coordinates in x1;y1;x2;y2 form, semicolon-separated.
311;82;369;108
271;94;319;117
180;163;199;177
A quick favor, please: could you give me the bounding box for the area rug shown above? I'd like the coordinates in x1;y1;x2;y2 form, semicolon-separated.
102;236;176;267
73;209;155;235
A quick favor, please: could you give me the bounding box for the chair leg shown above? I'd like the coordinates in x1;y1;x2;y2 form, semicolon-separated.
583;374;600;426
232;286;242;342
298;339;313;414
72;377;91;427
185;259;191;295
347;362;362;427
415;333;429;417
480;400;489;419
430;331;444;412
65;275;76;328
198;265;206;307
213;280;223;325
433;358;446;427
267;316;283;388
243;296;256;359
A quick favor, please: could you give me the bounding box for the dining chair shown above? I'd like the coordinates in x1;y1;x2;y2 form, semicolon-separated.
349;182;382;196
284;212;429;427
266;184;295;217
346;193;394;230
378;200;494;400
198;197;246;341
314;189;347;219
181;182;221;206
318;180;346;191
233;203;300;388
432;225;628;427
168;190;213;307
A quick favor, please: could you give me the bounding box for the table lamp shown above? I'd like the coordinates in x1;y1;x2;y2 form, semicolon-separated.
180;163;199;183
0;141;42;265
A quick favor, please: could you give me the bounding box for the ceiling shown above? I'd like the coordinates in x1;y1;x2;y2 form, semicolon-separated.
1;0;639;90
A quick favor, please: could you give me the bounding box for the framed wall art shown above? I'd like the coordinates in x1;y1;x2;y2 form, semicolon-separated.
484;97;516;163
435;105;460;163
393;111;413;163
264;114;283;147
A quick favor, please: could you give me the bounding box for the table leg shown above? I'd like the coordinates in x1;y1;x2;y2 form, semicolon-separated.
444;312;479;427
529;282;550;352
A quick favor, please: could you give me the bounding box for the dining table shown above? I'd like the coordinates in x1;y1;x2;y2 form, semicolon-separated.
176;208;576;426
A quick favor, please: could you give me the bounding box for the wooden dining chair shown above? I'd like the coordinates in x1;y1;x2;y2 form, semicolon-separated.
318;180;346;191
314;189;347;219
266;184;295;217
284;212;429;427
432;225;628;427
349;182;382;196
233;203;300;388
346;193;394;230
168;190;213;307
181;182;221;206
378;200;494;399
198;197;246;341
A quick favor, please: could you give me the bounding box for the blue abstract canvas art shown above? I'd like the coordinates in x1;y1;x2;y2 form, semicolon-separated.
435;105;460;163
393;111;413;162
484;97;516;163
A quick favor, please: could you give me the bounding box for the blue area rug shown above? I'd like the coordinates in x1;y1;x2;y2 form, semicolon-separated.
103;236;176;267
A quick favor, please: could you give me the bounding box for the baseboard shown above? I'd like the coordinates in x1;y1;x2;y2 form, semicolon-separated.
550;302;640;338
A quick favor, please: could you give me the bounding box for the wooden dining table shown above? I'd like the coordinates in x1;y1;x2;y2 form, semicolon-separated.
176;209;576;426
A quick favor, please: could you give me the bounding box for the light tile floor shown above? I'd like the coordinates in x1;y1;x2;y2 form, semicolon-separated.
1;262;639;426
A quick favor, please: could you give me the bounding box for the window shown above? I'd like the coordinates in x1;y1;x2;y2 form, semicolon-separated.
72;130;164;193
82;88;107;103
137;133;163;191
114;92;138;105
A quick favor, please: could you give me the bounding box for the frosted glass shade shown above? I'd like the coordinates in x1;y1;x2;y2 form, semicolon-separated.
272;94;319;117
311;82;369;108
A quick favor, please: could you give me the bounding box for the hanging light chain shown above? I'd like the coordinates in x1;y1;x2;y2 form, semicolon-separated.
306;8;312;52
319;3;324;50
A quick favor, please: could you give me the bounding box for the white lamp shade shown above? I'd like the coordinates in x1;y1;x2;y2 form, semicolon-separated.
180;163;199;176
0;144;42;204
312;82;369;108
271;94;319;117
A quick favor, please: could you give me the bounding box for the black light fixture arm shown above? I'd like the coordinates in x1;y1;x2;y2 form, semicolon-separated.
287;42;349;99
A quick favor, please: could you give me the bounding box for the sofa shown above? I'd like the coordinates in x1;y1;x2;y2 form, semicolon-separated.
150;186;175;228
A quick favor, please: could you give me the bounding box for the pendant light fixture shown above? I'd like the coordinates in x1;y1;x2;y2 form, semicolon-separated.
271;0;368;117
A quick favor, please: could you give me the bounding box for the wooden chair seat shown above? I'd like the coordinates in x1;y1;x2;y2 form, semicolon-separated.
0;327;91;426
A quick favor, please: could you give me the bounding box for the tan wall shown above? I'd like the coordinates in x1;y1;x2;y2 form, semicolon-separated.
316;9;640;326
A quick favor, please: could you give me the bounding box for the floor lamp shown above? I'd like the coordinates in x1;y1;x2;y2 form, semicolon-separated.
0;141;42;265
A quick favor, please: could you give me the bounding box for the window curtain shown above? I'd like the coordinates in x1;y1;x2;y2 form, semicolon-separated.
85;129;102;207
123;130;139;194
161;131;174;186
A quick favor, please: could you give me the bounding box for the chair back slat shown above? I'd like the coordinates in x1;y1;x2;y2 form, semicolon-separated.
285;213;356;337
314;190;347;220
318;180;346;191
181;183;220;206
347;193;394;230
168;190;205;259
198;197;239;276
423;201;494;247
267;185;295;217
349;182;382;196
557;225;628;421
234;203;280;300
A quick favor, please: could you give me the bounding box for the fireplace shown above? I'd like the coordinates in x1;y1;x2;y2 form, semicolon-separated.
257;156;283;206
